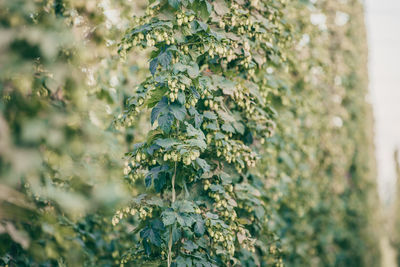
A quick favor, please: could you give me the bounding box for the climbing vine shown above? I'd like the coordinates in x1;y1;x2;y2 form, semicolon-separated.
114;0;291;265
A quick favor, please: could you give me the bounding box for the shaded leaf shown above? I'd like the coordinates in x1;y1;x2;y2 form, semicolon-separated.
170;103;187;121
196;158;210;172
161;210;177;226
194;218;205;236
149;58;158;75
159;112;175;133
151;96;169;124
168;0;180;9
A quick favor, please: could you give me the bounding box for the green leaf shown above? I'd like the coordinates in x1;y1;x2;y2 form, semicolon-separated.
189;107;203;128
221;123;235;133
194;217;205;236
154;172;167;192
176;214;196;227
158;51;172;68
147;196;164;207
149;58;158;75
203;111;217;120
183;240;198;252
179;75;192;85
186;139;207;150
205;122;218;130
214;132;225;140
197;21;208;32
212;75;236;96
146;165;169;191
170;103;187;121
173;200;195;213
168;0;180;9
159;112;175;133
233;121;245;134
176;256;192;267
177;91;186;104
155;138;180;148
172;224;181;244
161;210;177;226
186;123;205;140
193;0;211;21
187;62;199;78
209;184;224;193
213;0;229;16
173;62;187;73
196;158;210;172
147;86;168;108
140;219;164;247
151;96;169;124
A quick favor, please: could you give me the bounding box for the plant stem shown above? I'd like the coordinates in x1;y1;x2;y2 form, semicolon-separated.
167;161;177;267
172;161;176;202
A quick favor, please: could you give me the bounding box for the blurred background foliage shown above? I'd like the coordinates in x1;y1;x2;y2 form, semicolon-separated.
393;151;400;266
260;0;381;266
0;0;380;266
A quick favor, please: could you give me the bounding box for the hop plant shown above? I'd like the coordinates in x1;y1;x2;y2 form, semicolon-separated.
116;0;291;266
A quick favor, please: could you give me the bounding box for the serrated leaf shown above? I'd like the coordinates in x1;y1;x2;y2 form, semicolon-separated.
212;75;236;95
154;172;167;192
158;112;174;133
186;139;207;150
158;51;172;68
176;213;196;227
176;256;192;267
151;96;169;124
194;0;211;21
194;218;205;236
233;121;245;134
186;123;205;140
180;75;192;85
187;62;199;78
173;200;195;213
140;220;164;247
146;165;169;191
206;122;218;130
196;158;210;172
161;210;177;226
170;103;187;121
214;132;225;140
155;138;180;148
197;21;208;31
254;206;265;220
203;111;217;120
183;240;198;252
173;62;187;73
172;224;181;244
147;196;164;207
221;123;235;133
147;86;168;108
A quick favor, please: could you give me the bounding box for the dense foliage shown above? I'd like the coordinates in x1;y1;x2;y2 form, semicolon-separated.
0;0;380;266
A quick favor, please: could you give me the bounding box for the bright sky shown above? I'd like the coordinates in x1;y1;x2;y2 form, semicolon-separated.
365;0;400;204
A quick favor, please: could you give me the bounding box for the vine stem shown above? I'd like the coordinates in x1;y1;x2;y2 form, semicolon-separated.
167;161;177;267
172;161;177;202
